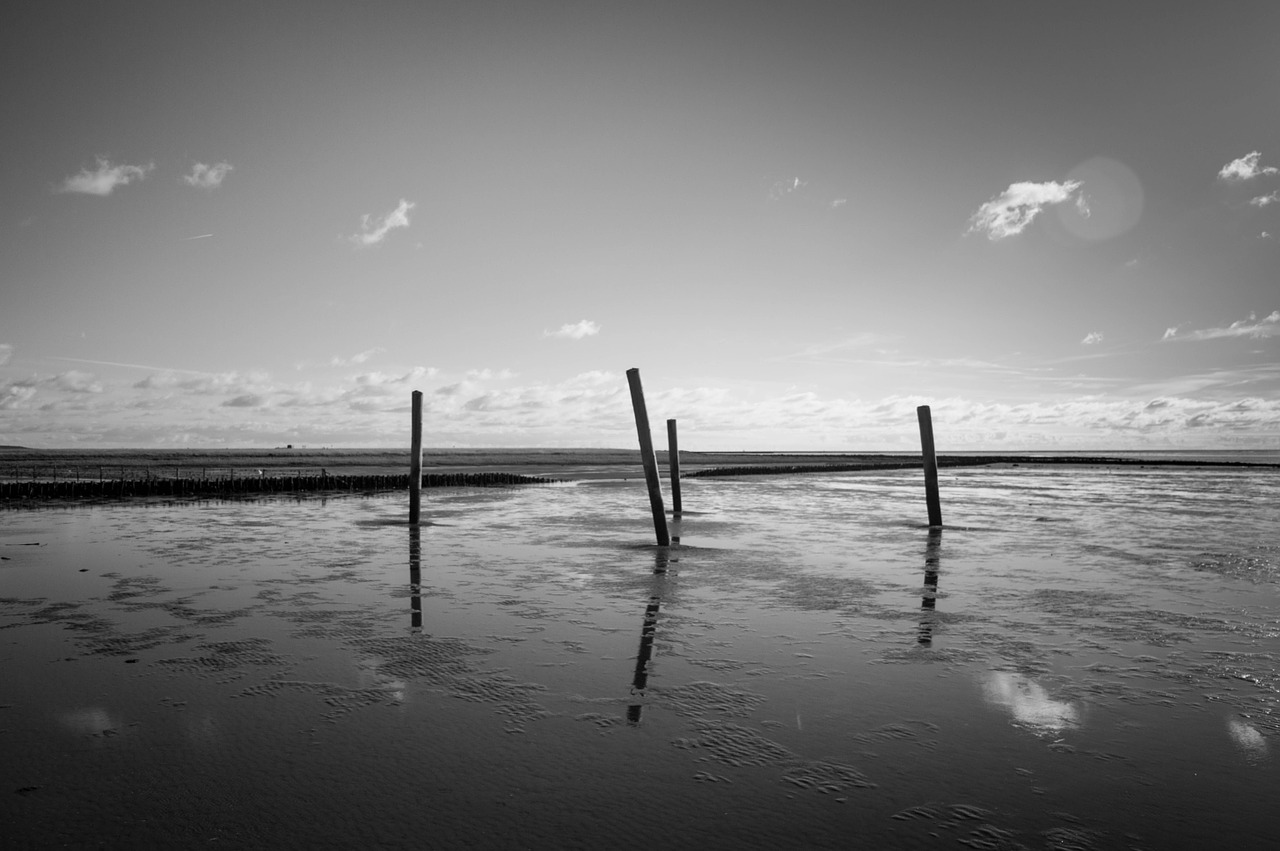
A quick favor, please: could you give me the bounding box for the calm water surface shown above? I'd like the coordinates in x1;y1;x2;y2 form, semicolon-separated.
2;466;1277;848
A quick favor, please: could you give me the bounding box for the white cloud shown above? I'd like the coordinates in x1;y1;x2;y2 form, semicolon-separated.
1080;331;1104;345
1162;326;1180;341
352;199;415;247
967;180;1084;240
1249;191;1279;207
0;371;103;410
182;161;234;189
545;320;601;340
1165;311;1280;342
57;157;153;196
1217;151;1278;182
0;343;12;366
7;358;1280;449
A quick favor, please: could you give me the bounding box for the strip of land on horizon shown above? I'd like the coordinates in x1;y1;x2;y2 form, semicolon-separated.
2;446;1276;484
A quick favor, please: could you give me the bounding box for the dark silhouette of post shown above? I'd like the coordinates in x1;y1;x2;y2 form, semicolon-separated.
667;418;682;515
409;523;423;630
626;368;670;546
627;595;662;724
627;547;672;724
918;528;941;645
917;405;943;527
409;390;423;525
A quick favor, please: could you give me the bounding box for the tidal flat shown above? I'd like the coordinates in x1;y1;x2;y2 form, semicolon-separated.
2;465;1277;848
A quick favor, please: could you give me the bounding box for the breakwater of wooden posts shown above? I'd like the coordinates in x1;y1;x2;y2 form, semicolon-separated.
0;471;558;501
683;459;986;478
682;455;1280;478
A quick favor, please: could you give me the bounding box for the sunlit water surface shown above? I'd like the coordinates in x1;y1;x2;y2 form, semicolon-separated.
3;466;1278;848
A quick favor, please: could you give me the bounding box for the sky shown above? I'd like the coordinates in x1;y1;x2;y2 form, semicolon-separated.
2;1;1278;451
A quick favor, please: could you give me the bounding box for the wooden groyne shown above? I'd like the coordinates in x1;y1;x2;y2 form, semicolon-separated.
681;455;1280;479
0;471;558;501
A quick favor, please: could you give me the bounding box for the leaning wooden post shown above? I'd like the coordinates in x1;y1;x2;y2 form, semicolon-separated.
409;390;423;525
626;368;670;546
917;404;943;527
666;418;682;515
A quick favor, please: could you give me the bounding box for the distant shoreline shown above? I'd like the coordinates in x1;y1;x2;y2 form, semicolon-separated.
2;447;1277;484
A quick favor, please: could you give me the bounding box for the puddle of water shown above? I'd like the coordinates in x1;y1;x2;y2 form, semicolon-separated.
2;467;1277;847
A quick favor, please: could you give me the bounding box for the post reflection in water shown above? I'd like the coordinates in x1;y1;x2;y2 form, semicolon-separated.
917;528;941;646
627;547;675;724
408;523;422;630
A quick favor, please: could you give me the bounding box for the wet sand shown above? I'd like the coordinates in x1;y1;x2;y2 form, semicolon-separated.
2;465;1277;847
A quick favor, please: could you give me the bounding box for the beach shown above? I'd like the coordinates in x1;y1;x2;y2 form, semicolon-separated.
2;461;1277;848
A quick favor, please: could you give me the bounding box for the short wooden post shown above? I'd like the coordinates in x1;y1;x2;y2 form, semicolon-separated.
409;390;423;525
917;405;943;527
626;368;670;546
666;418;682;515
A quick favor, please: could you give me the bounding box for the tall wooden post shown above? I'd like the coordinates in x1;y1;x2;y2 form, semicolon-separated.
666;418;682;515
917;405;943;527
409;390;423;525
626;368;670;546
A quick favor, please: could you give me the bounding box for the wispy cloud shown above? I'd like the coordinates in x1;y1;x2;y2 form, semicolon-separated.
56;157;153;196
769;176;808;200
467;368;517;380
51;356;208;375
352;199;415;247
967;180;1084;240
0;343;12;367
1249;191;1278;207
1080;331;1104;345
182;161;233;189
781;333;899;362
545;320;600;340
1217;151;1278;182
1164;311;1280;342
330;347;386;367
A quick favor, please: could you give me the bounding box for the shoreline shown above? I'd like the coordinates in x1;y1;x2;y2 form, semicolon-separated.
1;448;1275;503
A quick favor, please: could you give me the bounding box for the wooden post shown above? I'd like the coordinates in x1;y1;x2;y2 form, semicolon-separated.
409;390;423;525
626;368;670;546
917;405;943;527
666;418;682;515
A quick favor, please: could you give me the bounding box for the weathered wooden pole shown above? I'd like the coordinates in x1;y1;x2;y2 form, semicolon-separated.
626;368;670;546
917;404;943;527
666;418;682;515
409;390;423;525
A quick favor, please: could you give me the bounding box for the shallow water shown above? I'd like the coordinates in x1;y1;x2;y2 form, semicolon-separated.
2;467;1278;848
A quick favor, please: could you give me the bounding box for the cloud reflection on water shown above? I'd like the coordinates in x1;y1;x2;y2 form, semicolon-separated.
1227;717;1269;763
981;672;1080;734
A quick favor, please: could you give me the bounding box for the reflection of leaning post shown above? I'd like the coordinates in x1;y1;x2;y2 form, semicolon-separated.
917;528;941;646
627;548;673;724
408;524;423;630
